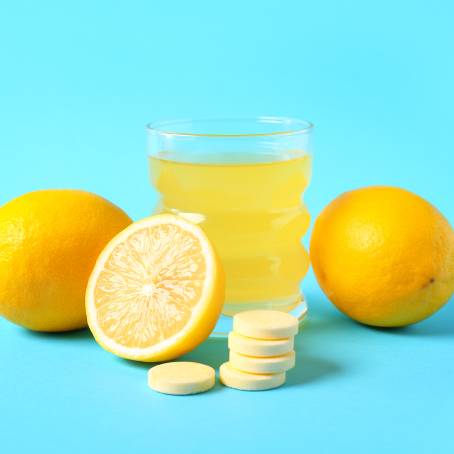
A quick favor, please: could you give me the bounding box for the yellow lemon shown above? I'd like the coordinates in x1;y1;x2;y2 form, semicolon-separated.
0;190;132;331
85;214;225;362
310;186;454;327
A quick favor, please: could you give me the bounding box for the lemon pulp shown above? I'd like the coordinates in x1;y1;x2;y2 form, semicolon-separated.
86;214;225;361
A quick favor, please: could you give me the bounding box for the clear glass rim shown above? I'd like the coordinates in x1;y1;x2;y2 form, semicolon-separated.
146;116;313;138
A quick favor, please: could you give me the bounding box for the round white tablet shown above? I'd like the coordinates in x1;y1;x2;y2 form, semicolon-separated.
219;362;286;391
230;350;295;374
228;331;294;357
148;362;215;395
233;310;299;339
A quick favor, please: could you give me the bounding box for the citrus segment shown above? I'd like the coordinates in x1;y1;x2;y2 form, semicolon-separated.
0;189;132;331
310;186;454;327
86;214;224;361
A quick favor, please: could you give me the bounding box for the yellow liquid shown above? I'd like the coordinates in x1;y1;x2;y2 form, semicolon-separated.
149;152;312;315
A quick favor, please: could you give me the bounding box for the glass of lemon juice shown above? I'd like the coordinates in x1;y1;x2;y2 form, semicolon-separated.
147;117;313;331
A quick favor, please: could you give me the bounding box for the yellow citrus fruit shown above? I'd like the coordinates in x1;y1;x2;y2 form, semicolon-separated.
0;190;132;331
310;186;454;327
85;214;225;362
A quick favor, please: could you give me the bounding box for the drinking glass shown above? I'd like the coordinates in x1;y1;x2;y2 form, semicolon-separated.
147;117;313;326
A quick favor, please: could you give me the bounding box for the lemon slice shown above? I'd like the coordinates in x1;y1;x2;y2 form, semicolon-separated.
86;214;225;362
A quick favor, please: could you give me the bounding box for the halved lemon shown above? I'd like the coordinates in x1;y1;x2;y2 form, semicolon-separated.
85;214;225;362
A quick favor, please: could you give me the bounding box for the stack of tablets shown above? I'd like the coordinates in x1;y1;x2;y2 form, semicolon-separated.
219;310;299;391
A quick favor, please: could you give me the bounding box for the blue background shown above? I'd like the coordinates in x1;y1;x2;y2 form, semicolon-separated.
1;1;453;453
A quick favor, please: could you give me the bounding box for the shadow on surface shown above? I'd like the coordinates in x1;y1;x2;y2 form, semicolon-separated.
182;337;228;369
306;290;454;338
119;336;229;370
22;327;93;341
286;354;343;387
286;302;348;387
118;358;155;369
116;292;454;389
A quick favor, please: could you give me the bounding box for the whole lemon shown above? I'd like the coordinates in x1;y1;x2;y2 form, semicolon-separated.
0;190;132;331
310;186;454;327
